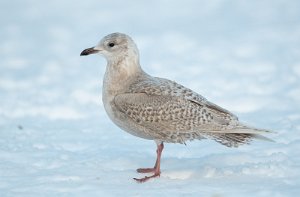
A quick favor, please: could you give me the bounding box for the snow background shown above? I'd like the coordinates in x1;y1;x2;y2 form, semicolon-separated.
1;0;300;196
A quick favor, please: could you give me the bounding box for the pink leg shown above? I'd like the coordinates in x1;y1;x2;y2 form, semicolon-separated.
134;142;164;183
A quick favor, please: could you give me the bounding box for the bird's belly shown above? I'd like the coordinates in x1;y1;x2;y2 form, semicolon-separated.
102;95;154;140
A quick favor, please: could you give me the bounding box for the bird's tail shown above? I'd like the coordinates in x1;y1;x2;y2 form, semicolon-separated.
203;125;275;148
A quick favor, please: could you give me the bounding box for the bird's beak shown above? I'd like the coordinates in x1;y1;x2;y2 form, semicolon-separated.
80;47;100;56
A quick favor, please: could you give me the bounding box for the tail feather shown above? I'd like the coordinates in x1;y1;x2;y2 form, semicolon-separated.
202;126;274;147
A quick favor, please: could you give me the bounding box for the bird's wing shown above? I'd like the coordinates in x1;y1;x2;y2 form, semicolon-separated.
129;76;237;117
128;76;239;121
114;90;240;142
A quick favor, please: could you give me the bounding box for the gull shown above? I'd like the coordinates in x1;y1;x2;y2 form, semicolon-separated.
80;32;272;182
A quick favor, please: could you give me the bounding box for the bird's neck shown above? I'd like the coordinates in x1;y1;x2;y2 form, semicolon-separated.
103;55;143;94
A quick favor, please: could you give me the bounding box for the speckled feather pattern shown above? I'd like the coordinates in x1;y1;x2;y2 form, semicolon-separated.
114;74;258;147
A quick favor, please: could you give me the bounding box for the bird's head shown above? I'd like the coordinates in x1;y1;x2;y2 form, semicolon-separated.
80;32;140;66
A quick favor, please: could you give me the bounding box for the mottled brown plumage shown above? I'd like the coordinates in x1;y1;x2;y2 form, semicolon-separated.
81;32;272;182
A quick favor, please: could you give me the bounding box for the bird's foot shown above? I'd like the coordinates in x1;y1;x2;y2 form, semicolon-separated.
134;142;164;183
136;167;156;173
133;172;160;183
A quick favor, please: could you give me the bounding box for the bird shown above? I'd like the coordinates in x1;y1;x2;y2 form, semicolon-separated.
80;32;272;182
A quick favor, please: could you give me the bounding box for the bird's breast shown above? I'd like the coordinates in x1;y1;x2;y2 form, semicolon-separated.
102;78;154;140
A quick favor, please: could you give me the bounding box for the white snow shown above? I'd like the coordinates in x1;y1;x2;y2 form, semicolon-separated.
1;0;300;196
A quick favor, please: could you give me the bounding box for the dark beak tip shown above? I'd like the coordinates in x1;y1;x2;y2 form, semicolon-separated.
80;50;88;56
80;47;98;56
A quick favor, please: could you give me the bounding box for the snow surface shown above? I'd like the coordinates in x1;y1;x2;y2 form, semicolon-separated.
1;0;300;196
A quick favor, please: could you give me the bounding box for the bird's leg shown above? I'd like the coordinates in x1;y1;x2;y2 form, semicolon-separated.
136;142;164;173
134;142;164;183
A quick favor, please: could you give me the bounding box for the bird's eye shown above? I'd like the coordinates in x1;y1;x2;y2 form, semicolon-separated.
108;42;115;47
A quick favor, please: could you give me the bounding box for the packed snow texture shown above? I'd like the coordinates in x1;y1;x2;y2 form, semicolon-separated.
1;0;300;196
